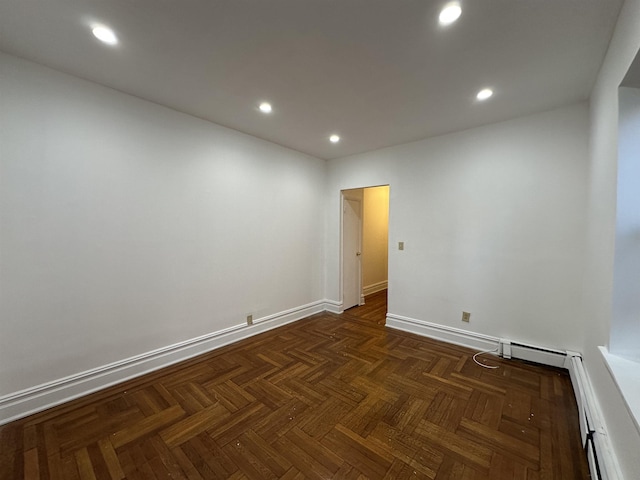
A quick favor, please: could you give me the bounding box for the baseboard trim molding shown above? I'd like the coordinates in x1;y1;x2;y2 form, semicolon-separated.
363;280;388;297
0;300;325;425
323;299;343;314
386;313;568;368
386;313;499;351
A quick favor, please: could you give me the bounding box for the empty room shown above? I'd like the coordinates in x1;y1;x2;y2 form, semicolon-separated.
1;1;639;479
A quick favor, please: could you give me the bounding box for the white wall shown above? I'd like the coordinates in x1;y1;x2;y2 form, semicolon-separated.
362;186;389;291
326;104;589;350
584;0;640;475
0;53;326;397
612;87;640;361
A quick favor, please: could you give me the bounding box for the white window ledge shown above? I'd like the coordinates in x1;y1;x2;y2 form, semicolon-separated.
599;346;640;434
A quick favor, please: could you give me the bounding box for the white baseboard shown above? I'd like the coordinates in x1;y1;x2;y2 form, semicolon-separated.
363;280;388;297
386;313;499;352
323;299;343;314
0;300;326;426
386;313;566;368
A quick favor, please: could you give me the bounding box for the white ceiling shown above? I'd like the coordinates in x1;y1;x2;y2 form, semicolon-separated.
0;0;623;160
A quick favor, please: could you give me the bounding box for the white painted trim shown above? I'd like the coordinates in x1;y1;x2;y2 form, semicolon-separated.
565;352;592;446
0;300;325;425
386;313;499;352
363;280;388;297
323;299;344;314
508;343;566;368
565;351;624;480
386;313;567;368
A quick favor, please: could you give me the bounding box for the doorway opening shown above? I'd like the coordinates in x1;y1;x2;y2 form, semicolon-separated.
341;185;390;323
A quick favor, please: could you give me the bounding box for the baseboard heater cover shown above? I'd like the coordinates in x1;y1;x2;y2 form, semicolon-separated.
506;340;567;368
565;352;623;480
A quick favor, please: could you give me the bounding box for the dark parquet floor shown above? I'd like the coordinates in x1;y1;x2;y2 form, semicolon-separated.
0;290;589;479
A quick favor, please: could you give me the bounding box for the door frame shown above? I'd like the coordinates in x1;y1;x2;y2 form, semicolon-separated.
340;184;391;313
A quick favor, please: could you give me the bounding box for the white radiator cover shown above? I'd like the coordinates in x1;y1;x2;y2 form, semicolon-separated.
565;352;623;480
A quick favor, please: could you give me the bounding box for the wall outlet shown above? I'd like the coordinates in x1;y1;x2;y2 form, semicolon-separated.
246;314;253;326
398;241;404;251
462;311;471;322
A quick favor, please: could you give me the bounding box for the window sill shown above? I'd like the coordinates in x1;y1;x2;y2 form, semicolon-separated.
599;346;640;434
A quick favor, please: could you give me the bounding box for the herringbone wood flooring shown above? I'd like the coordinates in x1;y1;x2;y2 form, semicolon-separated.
0;290;589;479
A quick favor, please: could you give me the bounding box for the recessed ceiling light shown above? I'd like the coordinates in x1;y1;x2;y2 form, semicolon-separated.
439;2;462;26
91;25;118;45
259;102;272;113
329;134;340;143
476;88;494;101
